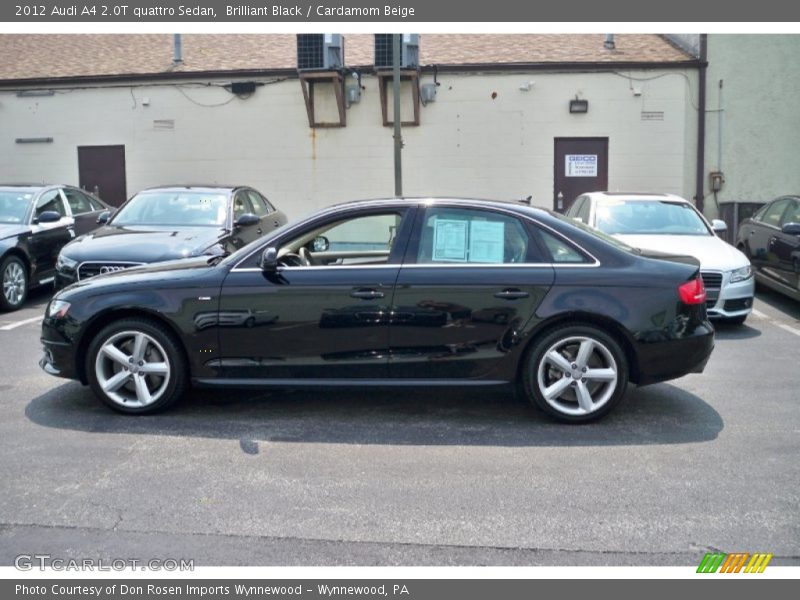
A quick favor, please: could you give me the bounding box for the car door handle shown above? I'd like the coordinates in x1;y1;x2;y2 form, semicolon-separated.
256;228;262;235
350;289;385;300
274;220;281;227
493;288;530;300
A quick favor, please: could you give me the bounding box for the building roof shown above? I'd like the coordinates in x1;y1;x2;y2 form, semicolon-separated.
0;34;694;83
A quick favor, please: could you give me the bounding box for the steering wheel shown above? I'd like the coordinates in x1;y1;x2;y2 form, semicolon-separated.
298;247;312;266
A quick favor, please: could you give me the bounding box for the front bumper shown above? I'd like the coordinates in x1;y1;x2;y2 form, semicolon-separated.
39;316;81;381
704;271;755;319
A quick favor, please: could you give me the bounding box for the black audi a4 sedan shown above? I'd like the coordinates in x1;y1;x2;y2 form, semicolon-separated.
1;184;110;311
736;195;800;301
55;185;286;286
40;198;714;423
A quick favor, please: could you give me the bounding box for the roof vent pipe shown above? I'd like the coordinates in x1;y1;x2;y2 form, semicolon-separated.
173;34;183;64
604;34;615;50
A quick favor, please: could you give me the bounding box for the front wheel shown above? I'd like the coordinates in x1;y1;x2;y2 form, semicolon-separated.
87;318;188;414
523;325;629;423
1;255;28;311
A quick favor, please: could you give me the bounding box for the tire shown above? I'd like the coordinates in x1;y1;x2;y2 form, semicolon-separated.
1;255;28;312
522;324;629;423
86;318;188;415
720;314;747;325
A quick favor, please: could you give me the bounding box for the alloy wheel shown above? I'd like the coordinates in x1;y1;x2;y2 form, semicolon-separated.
2;261;26;307
94;330;171;408
536;335;619;417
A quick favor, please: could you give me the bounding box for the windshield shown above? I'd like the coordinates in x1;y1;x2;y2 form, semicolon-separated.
0;191;34;224
594;199;711;236
111;191;228;227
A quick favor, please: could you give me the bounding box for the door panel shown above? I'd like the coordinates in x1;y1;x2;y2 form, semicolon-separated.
389;205;554;380
30;190;73;281
217;267;398;379
77;145;127;207
554;138;608;213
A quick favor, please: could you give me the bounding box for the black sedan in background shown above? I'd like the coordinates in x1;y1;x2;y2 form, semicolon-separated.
55;185;286;286
0;184;109;311
41;198;714;423
736;195;800;301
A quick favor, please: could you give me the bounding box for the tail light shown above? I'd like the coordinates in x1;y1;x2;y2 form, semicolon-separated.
678;277;706;305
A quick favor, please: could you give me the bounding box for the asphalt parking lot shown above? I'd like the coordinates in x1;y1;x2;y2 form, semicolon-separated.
0;285;798;566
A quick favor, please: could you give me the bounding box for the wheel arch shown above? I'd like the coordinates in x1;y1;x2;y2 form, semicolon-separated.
75;308;190;385
517;311;641;385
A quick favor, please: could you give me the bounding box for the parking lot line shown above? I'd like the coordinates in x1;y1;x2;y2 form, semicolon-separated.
776;323;800;338
0;316;42;331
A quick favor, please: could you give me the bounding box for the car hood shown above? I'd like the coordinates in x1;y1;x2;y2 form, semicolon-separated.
60;225;227;263
0;223;30;241
615;234;749;271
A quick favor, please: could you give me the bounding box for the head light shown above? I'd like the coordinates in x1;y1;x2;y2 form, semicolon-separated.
729;265;753;283
47;300;71;319
56;253;78;271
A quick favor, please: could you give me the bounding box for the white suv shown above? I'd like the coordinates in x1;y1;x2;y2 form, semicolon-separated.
567;192;754;324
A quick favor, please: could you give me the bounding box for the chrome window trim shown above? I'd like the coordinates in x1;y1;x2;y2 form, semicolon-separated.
231;199;602;272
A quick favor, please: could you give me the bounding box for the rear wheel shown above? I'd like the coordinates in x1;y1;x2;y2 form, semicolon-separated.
87;318;188;414
523;325;628;423
1;255;28;311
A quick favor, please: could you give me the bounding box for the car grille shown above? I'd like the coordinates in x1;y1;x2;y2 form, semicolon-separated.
77;262;144;280
701;271;723;309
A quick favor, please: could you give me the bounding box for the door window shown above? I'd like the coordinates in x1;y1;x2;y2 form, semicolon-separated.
233;192;255;221
279;211;405;267
759;199;790;228
34;190;67;219
416;207;534;264
780;200;800;226
63;188;95;215
246;191;270;217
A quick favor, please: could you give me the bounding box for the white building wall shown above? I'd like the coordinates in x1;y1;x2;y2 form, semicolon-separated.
703;34;800;214
0;68;698;220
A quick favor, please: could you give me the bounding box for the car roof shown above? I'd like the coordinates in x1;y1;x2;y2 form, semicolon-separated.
139;184;239;193
0;183;60;190
330;196;547;213
583;192;691;203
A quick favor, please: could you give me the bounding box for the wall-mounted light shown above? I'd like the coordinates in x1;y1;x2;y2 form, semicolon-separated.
519;80;535;92
569;98;589;113
15;137;53;143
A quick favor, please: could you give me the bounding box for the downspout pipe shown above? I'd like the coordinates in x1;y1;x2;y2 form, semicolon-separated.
173;34;183;65
695;34;707;214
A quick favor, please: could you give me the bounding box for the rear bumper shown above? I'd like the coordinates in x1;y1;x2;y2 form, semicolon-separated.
634;320;715;385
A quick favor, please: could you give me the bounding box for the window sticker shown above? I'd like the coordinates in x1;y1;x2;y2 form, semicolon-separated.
469;220;505;263
432;218;468;262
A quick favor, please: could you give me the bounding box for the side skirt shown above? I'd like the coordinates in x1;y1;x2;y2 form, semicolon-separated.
192;378;511;388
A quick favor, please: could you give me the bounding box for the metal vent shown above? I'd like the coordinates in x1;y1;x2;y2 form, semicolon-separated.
641;111;665;121
374;34;420;69
153;119;175;130
297;34;344;71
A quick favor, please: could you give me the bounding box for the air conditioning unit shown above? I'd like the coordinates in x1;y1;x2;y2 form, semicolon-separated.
296;34;344;71
374;34;420;69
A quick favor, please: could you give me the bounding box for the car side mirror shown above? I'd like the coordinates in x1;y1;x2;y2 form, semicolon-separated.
96;210;111;225
235;213;259;228
781;222;800;236
35;211;61;224
711;219;728;234
259;247;278;272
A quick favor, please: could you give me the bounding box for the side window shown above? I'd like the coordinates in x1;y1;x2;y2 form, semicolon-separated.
232;192;254;221
87;194;105;211
536;228;590;264
416;207;533;264
759;199;789;227
246;190;269;217
63;188;93;215
577;198;592;224
780;200;800;226
35;190;67;219
567;197;585;220
279;211;404;267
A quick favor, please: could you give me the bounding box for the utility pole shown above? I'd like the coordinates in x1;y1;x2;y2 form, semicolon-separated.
392;33;403;197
